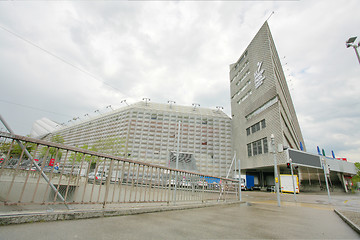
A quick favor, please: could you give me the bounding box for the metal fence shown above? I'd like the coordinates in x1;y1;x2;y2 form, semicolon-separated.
0;132;239;210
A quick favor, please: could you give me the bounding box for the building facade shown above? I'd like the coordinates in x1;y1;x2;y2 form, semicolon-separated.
37;101;232;177
230;22;305;179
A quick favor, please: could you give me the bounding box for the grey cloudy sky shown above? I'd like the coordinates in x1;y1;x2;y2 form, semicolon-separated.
0;1;359;162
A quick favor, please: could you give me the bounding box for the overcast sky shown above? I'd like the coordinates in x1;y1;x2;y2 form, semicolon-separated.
0;1;359;162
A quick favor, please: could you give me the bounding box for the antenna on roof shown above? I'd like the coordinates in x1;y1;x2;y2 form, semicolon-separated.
266;11;274;22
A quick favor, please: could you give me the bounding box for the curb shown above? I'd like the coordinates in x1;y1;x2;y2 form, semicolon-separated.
334;209;360;234
0;201;244;225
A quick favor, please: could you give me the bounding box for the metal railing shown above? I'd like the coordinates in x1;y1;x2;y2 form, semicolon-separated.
0;132;239;210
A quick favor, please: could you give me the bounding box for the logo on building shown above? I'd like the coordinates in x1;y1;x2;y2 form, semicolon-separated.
254;62;265;88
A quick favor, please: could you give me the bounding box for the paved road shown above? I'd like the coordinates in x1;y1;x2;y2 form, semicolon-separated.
1;193;359;239
241;191;360;212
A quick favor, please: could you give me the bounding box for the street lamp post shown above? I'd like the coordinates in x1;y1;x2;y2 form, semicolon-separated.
216;106;224;112
120;100;129;106
346;36;360;64
142;98;150;106
192;103;200;111
322;157;332;203
173;121;181;205
289;158;297;201
167;100;176;109
271;134;281;207
238;158;241;201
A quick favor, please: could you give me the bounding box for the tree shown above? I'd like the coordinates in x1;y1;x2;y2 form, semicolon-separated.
39;134;64;164
0;140;36;159
69;136;126;172
93;136;126;156
351;162;360;190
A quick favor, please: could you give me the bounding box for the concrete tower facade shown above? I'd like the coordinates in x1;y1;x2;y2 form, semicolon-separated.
230;22;305;175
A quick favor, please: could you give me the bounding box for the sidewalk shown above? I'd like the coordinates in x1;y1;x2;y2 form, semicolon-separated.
1;198;359;239
335;209;360;234
0;200;240;225
1;191;359;237
241;190;360;234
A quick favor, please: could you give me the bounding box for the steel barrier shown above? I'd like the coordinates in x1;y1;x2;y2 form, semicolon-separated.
0;132;239;210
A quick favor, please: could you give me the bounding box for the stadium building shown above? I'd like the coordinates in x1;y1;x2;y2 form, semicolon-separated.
32;101;233;177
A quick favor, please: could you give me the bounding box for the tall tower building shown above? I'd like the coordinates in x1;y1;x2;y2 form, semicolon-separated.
230;22;305;181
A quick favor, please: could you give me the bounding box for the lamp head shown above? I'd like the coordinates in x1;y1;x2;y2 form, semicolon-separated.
346;37;357;48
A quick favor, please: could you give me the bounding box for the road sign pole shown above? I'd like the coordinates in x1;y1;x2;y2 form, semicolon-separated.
322;158;331;203
238;158;241;201
289;158;297;201
173;121;181;205
271;134;281;207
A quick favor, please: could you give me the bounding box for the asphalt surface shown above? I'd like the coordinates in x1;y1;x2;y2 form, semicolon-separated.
0;191;359;239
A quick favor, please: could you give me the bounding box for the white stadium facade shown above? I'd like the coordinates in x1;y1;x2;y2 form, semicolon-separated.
32;101;233;178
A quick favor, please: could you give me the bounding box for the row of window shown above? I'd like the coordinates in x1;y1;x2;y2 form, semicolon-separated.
246;119;266;136
235;70;250;86
132;112;228;122
231;61;249;83
237;90;252;104
232;50;248;72
245;96;278;121
247;138;268;157
231;80;251;100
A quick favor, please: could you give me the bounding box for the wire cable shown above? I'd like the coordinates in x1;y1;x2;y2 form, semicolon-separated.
0;24;123;93
0;99;73;118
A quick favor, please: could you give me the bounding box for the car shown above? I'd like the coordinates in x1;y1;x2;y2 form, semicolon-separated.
196;180;208;189
25;167;37;171
166;179;176;186
42;166;61;173
180;180;193;187
88;172;107;184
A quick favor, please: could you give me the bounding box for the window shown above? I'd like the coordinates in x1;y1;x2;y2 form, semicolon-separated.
248;138;267;157
247;120;266;136
251;125;256;134
263;138;268;153
261;119;266;129
247;144;252;157
252;141;258;156
237;90;252;104
245;96;278;120
257;139;262;155
233;50;247;71
251;122;260;134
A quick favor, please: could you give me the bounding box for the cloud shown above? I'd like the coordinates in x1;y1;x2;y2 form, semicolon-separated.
0;1;359;162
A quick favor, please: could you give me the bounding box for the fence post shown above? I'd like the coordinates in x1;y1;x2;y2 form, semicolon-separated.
103;159;114;208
